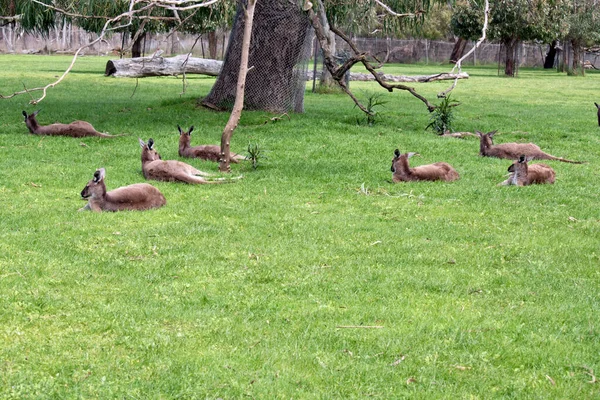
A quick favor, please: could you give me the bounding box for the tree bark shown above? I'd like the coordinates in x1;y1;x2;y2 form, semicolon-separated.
449;37;468;64
504;38;518;77
208;30;218;59
543;40;557;69
571;39;584;76
105;55;222;77
219;0;257;173
202;0;311;113
131;32;146;58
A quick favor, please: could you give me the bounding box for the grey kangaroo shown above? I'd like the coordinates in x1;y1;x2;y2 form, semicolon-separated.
23;110;122;138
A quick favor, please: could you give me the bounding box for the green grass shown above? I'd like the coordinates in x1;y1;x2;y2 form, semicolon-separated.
1;55;599;398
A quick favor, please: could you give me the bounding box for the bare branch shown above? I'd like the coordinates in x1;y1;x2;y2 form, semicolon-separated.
438;0;489;98
374;0;424;18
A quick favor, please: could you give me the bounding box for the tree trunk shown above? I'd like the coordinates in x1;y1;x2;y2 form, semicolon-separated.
131;32;146;58
208;31;218;59
543;40;557;69
504;38;518;77
449;37;468;64
571;39;584;76
220;0;257;172
202;0;312;113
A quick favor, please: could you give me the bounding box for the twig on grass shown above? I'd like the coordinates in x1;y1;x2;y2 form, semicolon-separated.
336;325;384;329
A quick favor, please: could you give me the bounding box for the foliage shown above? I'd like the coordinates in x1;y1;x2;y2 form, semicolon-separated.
1;56;599;399
426;95;458;134
355;91;387;126
246;141;268;169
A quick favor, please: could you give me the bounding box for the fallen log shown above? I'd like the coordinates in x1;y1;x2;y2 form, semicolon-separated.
106;55;469;83
105;54;222;77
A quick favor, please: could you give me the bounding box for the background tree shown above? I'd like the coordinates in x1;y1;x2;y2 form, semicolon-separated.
563;0;600;75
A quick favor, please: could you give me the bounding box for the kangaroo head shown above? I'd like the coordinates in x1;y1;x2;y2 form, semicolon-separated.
391;149;417;173
178;125;194;147
22;110;41;133
81;168;106;199
507;154;532;175
139;138;161;162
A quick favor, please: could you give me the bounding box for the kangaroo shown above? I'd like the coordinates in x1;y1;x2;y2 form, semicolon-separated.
499;155;555;186
595;102;600;126
140;138;242;184
178;125;245;163
80;168;166;212
22;110;122;138
391;149;459;182
476;130;584;163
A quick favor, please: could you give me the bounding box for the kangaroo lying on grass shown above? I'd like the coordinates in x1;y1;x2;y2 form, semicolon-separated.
391;149;459;182
178;125;245;163
499;155;555;186
80;168;166;212
140;138;242;184
476;130;584;163
23;110;122;138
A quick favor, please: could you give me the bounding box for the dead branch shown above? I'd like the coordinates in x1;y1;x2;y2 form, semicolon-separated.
438;0;489;98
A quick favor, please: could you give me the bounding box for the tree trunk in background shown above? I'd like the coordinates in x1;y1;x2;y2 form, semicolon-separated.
131;32;146;58
449;37;467;64
543;40;557;69
202;0;311;113
208;31;218;59
504;38;518;77
571;40;584;76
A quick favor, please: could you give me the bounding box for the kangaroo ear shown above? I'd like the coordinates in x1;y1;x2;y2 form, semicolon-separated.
148;138;154;149
488;130;497;137
394;149;400;157
595;102;599;109
518;155;526;163
188;126;194;134
33;110;41;116
93;168;105;182
138;138;146;148
475;130;483;137
177;125;183;135
22;111;28;118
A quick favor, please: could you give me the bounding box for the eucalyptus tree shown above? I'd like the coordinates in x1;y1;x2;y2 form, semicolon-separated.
451;0;568;76
16;0;235;57
563;0;600;75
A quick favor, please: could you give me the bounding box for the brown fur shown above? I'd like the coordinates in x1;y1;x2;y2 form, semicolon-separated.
595;102;600;127
178;125;244;163
140;138;241;184
23;110;122;138
80;168;166;212
391;149;459;182
499;155;555;186
476;130;584;163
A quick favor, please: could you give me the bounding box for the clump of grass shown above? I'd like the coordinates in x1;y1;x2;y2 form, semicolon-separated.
356;92;387;126
426;95;459;134
246;142;268;169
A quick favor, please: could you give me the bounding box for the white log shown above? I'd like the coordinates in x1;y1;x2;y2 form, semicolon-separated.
105;54;223;77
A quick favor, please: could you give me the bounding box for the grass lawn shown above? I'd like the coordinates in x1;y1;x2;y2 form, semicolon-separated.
0;55;599;398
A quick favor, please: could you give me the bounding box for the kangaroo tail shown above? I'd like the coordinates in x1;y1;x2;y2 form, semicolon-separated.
556;157;586;164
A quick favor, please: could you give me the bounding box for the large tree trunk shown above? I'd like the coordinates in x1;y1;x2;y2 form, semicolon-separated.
543;40;557;69
202;0;312;113
503;38;518;77
449;37;468;64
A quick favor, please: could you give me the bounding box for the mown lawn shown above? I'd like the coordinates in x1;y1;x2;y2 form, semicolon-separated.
0;55;599;398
